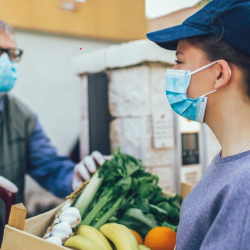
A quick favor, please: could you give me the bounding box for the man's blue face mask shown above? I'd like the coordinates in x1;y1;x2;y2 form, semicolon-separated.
165;60;231;123
0;53;18;93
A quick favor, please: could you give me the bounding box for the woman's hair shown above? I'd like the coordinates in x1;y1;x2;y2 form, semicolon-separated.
0;20;15;38
187;35;250;99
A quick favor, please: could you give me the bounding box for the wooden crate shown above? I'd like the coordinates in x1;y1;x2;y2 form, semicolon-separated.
1;182;192;250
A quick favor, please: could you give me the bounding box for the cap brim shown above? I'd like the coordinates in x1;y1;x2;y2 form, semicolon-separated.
146;24;211;50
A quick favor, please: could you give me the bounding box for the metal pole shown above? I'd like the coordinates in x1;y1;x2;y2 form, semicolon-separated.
200;123;209;176
173;112;181;194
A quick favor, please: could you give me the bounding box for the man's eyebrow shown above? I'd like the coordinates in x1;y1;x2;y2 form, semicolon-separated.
176;51;184;56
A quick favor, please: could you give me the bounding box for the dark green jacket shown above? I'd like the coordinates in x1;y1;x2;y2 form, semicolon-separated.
0;94;36;204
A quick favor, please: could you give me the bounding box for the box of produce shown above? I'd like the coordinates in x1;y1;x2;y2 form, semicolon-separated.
1;148;192;250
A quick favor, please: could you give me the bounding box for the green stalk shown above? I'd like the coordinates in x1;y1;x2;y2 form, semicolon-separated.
80;189;114;226
74;170;104;217
93;192;128;229
80;178;131;226
91;177;131;229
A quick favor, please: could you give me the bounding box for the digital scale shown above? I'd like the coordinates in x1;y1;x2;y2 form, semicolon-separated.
173;114;209;193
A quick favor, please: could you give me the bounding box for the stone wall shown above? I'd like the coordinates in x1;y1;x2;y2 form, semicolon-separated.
108;63;174;193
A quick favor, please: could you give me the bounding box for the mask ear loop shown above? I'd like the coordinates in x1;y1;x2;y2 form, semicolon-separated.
201;89;216;98
185;60;220;98
202;64;232;98
187;60;232;97
228;67;232;80
187;60;221;77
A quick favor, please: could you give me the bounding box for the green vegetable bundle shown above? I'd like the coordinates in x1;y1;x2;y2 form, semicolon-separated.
73;147;180;238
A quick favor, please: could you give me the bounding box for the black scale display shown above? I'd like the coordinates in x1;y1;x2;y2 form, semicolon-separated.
181;133;200;165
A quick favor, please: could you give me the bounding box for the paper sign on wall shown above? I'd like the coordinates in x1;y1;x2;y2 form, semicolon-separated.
152;111;174;148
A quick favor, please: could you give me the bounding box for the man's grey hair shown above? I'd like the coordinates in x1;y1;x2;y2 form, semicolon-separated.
0;20;15;37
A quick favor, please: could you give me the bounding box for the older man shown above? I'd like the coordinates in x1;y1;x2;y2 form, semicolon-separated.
0;20;105;205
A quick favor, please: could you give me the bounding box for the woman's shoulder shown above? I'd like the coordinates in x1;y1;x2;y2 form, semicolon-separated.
229;162;250;197
236;154;250;176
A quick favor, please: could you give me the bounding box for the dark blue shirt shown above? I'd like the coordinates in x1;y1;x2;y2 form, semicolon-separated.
0;98;75;198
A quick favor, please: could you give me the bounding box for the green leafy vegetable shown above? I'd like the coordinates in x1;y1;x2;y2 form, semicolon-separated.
73;147;181;238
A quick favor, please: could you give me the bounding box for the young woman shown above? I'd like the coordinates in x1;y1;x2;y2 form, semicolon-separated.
147;0;250;249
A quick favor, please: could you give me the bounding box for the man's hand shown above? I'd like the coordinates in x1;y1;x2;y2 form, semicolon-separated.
72;151;108;191
0;176;18;193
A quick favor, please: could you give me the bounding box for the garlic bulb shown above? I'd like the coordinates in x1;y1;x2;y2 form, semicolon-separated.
62;200;72;211
50;221;73;241
54;218;61;224
44;232;51;239
45;236;63;246
59;207;81;228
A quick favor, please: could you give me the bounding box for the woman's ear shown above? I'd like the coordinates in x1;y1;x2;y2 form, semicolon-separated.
214;60;231;90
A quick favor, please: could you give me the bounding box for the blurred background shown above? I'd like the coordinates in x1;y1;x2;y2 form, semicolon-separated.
0;0;214;217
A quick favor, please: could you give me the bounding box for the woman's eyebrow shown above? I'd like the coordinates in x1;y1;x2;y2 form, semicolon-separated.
176;51;184;56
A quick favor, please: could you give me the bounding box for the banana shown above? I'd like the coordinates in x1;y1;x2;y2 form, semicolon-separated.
76;225;113;250
139;245;151;250
64;235;103;250
99;223;140;250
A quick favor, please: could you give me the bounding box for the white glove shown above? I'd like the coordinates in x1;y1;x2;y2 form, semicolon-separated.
0;176;18;193
72;151;109;191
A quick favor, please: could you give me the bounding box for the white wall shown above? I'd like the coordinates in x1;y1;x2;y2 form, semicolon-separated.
145;0;200;19
11;30;117;155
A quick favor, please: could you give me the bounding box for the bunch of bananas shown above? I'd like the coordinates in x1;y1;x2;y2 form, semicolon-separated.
64;223;151;250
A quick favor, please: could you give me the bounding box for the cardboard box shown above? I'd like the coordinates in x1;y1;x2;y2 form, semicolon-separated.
1;182;193;250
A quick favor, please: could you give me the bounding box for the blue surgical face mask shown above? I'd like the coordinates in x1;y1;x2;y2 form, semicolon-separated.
165;60;231;123
0;53;18;93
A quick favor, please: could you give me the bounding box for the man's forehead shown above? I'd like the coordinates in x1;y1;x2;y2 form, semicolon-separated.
0;32;16;48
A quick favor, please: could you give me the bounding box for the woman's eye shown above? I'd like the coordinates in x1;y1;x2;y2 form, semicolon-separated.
174;59;182;64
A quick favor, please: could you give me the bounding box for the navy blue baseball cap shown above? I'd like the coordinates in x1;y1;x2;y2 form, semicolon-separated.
146;0;250;57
